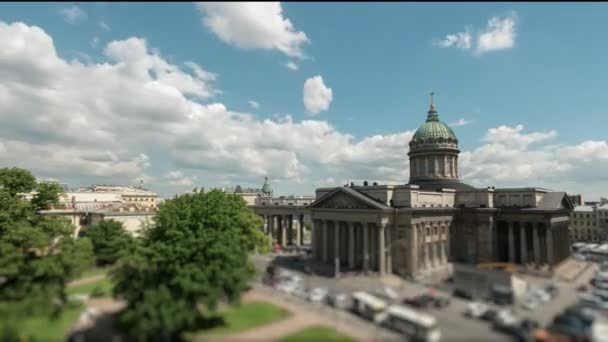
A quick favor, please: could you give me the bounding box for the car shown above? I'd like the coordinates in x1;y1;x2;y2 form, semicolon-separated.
545;283;559;298
578;284;589;292
433;296;451;309
546;323;590;341
465;302;489;319
521;296;540;311
564;305;596;328
308;287;328;302
530;288;551;303
453;288;474;300
403;294;436;309
376;287;398;301
520;318;540;331
579;293;608;311
480;308;498;322
327;292;349;309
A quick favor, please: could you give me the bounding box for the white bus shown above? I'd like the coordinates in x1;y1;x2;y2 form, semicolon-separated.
351;291;387;322
382;305;441;342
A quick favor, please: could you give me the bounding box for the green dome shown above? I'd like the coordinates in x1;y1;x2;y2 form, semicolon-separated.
412;117;457;141
410;102;458;147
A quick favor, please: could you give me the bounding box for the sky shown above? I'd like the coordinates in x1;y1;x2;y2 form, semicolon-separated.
0;2;607;200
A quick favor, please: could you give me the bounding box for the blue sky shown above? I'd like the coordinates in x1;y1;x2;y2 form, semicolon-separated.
0;2;607;199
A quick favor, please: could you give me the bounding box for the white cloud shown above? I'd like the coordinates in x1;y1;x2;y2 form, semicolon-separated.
196;2;309;59
285;61;299;70
303;75;333;115
475;13;517;55
248;100;260;109
58;6;87;25
449;118;473;127
164;170;198;186
435;30;472;50
99;21;110;31
1;21;606;200
91;36;100;49
435;12;517;56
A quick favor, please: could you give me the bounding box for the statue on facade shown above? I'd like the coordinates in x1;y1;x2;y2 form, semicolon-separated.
261;177;273;197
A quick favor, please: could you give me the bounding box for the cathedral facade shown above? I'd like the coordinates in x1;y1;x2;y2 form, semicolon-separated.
308;96;573;279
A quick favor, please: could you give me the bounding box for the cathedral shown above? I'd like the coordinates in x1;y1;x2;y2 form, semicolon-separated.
308;95;573;279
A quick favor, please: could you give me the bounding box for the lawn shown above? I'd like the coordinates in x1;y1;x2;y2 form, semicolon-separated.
280;326;356;342
66;277;114;297
7;303;84;341
78;266;111;279
189;301;290;337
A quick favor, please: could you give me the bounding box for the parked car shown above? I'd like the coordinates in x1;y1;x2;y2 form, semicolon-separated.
480;308;498;322
453;288;473;300
404;294;436;309
578;285;589;292
327;292;350;309
465;302;489;319
564;305;595;328
308;287;328;302
521;296;540;311
520;318;540;331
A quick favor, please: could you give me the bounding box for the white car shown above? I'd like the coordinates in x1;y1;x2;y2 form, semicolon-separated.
521;296;539;311
530;288;550;302
579;293;608;311
465;302;488;318
308;287;329;302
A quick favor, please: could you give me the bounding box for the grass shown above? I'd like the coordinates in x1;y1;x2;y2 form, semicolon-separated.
78;266;111;279
279;326;356;342
189;301;290;337
6;303;84;341
67;277;114;297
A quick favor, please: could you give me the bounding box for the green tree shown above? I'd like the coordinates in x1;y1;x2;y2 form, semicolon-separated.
0;167;36;197
31;181;64;212
112;190;271;341
86;219;135;266
0;167;94;336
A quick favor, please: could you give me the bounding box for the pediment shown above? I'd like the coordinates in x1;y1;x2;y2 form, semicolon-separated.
309;188;385;210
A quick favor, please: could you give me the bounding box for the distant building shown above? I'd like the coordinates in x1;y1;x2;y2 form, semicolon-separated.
570;199;608;242
40;182;159;237
568;194;584;206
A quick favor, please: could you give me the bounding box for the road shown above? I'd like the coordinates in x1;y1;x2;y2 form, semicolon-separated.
251;253;511;342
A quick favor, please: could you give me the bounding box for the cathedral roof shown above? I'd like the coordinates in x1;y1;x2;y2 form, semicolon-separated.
410;93;458;147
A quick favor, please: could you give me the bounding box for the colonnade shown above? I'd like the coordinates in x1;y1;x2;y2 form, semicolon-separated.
260;214;305;247
497;220;570;266
310;219;391;277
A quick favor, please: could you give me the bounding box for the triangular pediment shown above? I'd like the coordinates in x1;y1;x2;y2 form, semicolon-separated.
309;187;388;210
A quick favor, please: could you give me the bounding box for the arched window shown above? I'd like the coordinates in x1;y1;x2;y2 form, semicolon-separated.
426;227;430;236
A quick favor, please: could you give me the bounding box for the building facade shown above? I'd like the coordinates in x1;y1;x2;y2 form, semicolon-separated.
308;96;573;279
570;198;608;242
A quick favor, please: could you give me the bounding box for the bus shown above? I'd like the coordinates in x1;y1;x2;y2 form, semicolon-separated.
351;291;387;322
382;305;441;342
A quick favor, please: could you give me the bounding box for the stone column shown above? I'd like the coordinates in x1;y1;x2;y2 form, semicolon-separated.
282;216;288;246
378;223;386;276
294;216;301;247
311;220;317;260
322;220;328;263
520;223;528;264
299;215;304;245
348;222;355;269
508;221;515;263
386;224;392;275
533;222;541;264
363;223;370;273
547;225;555;266
424;227;430;269
268;215;275;240
409;224;418;275
334;221;340;277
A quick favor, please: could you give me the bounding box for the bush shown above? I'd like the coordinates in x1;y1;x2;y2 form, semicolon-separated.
90;286;106;298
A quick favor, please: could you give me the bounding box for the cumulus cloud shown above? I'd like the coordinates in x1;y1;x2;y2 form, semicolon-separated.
99;21;110;31
436;12;517;56
248;100;260;109
196;2;309;59
1;21;606;199
58;6;87;25
164;170;198;186
303;75;333;115
449;118;473;127
285;61;299;70
435;30;472;50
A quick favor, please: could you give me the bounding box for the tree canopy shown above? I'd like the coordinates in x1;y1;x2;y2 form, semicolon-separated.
112;189;271;341
86;219;135;266
0;167;94;336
